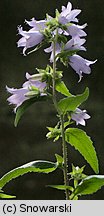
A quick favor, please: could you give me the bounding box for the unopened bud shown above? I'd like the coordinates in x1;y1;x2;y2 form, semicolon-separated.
26;72;43;81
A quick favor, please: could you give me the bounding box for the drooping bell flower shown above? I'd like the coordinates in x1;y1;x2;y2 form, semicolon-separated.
64;37;86;51
59;2;81;25
44;36;86;63
17;26;44;55
69;54;97;81
71;108;90;126
6;73;46;112
25;18;46;31
64;23;87;38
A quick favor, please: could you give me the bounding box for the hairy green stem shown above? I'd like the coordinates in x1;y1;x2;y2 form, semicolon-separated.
60;114;69;200
52;40;58;111
52;38;69;200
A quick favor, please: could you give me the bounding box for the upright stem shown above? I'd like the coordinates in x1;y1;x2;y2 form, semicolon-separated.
60;114;69;200
52;38;69;200
52;40;57;110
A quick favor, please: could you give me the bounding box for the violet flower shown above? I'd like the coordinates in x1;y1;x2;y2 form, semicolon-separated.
64;37;86;51
57;2;87;38
55;23;87;39
25;18;46;31
23;73;46;91
17;26;44;55
69;54;97;81
65;23;87;38
6;73;46;112
59;2;81;25
71;108;90;126
44;36;86;63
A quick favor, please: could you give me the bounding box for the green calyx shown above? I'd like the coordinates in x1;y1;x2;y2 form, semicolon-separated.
69;164;87;181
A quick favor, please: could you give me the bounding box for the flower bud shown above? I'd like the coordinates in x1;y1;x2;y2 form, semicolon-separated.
26;73;43;81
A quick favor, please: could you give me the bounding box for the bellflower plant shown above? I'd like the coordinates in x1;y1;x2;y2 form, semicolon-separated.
0;1;104;200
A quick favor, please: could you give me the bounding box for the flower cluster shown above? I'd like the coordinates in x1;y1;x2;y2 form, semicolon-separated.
7;1;95;126
17;2;96;81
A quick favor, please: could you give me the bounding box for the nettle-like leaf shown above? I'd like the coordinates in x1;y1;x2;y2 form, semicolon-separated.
0;160;58;189
15;95;47;127
48;185;73;192
56;80;72;97
0;193;16;199
65;128;99;174
58;87;89;114
73;175;104;197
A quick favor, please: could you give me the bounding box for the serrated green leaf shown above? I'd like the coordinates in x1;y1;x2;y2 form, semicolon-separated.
58;87;89;114
65;128;99;174
74;175;104;196
48;185;73;191
0;160;58;189
56;80;72;97
0;193;16;199
14;95;47;127
55;154;63;166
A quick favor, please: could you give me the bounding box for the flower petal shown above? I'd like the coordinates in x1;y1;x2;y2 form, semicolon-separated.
6;73;47;111
17;28;43;55
67;9;81;22
71;108;90;126
25;18;46;30
69;54;96;80
67;24;87;37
